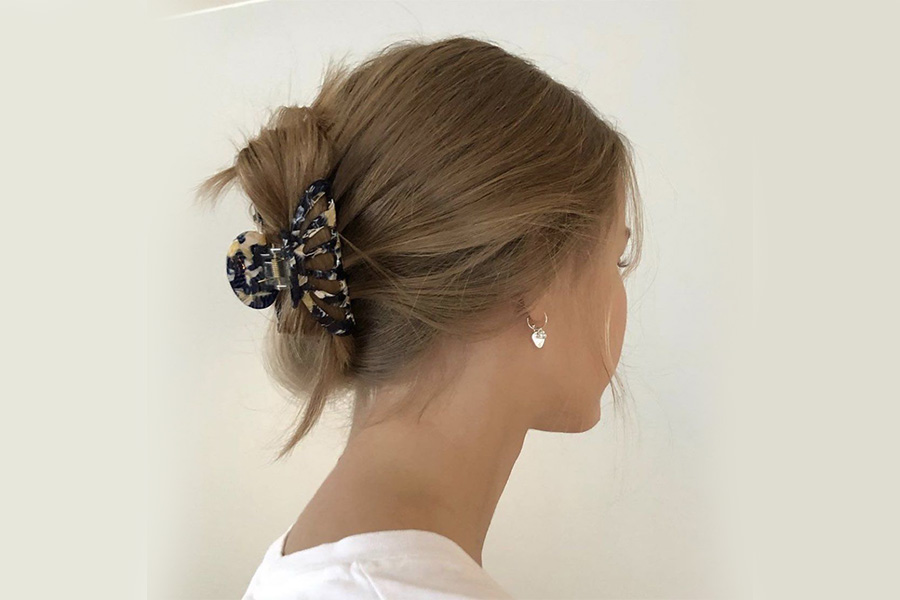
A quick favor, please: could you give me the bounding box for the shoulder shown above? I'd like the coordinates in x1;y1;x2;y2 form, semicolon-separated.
243;555;514;600
242;528;514;599
354;553;515;599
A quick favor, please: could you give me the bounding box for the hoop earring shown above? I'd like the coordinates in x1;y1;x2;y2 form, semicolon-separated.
526;312;548;349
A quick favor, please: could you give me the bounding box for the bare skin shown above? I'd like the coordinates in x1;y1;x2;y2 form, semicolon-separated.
283;205;632;567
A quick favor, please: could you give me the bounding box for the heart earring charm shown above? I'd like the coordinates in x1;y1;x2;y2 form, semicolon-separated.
526;312;548;349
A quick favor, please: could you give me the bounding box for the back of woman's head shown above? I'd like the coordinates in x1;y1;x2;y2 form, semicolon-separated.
199;35;642;457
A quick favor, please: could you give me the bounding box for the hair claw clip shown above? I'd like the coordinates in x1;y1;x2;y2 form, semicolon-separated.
224;178;357;336
226;230;288;309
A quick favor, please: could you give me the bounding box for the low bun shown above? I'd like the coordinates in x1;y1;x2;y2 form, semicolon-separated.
198;104;357;453
234;105;334;238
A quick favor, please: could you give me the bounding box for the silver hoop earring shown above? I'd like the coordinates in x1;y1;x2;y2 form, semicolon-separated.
526;312;548;349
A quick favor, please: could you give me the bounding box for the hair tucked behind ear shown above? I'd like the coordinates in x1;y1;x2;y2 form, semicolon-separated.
196;35;643;458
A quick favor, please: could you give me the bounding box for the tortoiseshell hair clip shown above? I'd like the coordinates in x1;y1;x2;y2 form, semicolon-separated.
225;178;357;336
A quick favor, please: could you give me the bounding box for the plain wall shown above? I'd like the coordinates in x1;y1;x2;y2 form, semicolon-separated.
149;2;751;598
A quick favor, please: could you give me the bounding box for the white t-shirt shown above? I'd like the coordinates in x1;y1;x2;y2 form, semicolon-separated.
241;526;516;599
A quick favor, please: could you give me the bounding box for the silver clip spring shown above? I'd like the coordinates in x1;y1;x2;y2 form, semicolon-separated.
260;246;291;290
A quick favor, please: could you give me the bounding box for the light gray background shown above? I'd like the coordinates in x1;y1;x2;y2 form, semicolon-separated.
6;2;899;600
149;2;750;598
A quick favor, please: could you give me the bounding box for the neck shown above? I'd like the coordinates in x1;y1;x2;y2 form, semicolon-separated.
339;413;527;566
290;343;532;567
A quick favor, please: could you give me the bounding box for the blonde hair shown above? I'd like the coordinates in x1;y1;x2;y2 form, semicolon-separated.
197;36;642;457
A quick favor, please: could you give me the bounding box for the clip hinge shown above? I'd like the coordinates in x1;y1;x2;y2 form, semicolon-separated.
261;246;291;290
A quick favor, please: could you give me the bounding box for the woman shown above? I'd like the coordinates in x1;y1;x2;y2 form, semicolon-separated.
201;35;642;600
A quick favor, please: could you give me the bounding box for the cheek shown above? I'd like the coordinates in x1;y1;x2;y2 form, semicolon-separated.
607;277;627;369
574;267;628;388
